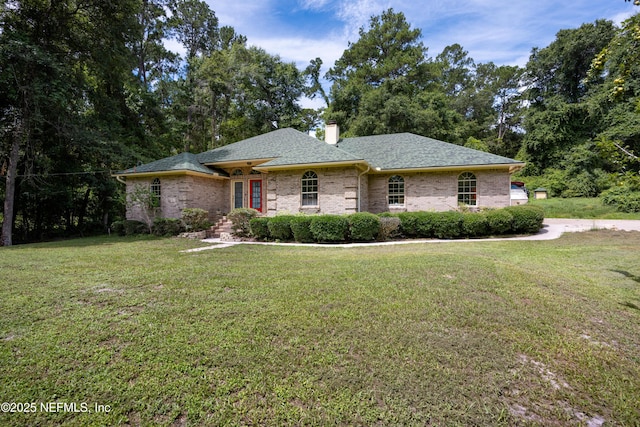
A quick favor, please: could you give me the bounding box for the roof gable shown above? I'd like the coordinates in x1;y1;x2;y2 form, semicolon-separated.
197;128;361;167
337;133;523;170
118;152;221;176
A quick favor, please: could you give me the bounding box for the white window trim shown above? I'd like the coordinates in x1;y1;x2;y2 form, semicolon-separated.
388;175;405;207
301;171;319;207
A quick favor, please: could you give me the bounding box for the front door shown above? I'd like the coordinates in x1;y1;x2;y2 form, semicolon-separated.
250;179;262;212
232;180;244;209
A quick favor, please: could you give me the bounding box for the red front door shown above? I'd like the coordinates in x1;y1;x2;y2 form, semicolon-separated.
249;179;262;212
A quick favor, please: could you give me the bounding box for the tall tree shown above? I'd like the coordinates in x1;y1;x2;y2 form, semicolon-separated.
471;63;525;157
325;8;435;135
522;20;616;170
1;0;142;245
587;13;640;169
131;0;178;87
168;0;218;59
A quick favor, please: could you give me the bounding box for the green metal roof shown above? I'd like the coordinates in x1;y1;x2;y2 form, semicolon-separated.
196;128;361;167
117;152;225;176
337;133;524;170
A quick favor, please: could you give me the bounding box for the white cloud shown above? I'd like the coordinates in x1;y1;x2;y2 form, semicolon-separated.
252;35;345;72
200;0;637;73
298;0;333;11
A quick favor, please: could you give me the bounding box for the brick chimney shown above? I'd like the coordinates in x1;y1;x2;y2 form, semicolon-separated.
325;121;339;145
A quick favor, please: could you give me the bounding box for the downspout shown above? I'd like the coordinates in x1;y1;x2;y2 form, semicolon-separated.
357;165;370;212
115;175;126;185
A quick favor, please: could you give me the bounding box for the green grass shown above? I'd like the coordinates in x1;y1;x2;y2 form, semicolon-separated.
1;234;639;426
530;197;640;219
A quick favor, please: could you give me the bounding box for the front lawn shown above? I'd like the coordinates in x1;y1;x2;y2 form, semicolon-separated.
1;234;639;425
529;197;640;219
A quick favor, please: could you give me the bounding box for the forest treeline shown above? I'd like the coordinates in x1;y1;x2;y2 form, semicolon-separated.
1;1;639;244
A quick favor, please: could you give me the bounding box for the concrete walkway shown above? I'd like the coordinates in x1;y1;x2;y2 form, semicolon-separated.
183;219;640;252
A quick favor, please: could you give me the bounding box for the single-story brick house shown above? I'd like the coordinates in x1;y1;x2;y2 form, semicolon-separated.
114;123;525;222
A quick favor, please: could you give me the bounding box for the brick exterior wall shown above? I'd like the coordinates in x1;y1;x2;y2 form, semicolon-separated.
265;167;360;216
367;169;511;214
124;168;512;221
125;175;228;222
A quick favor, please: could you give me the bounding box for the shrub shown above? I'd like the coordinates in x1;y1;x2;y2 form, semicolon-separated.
181;208;210;231
415;212;440;238
431;211;463;239
348;212;380;241
485;209;514;235
602;187;640;213
227;208;259;237
378;216;401;241
249;217;270;240
461;213;489;237
505;205;545;233
290;216;315;243
111;221;125;236
268;215;294;241
398;212;420;237
310;215;349;243
153;218;183;236
123;220;149;236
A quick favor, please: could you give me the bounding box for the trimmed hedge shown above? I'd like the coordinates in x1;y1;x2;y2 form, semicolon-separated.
310;215;349;243
432;211;463;239
243;206;543;244
461;213;489;237
505;205;545;234
485;209;514;235
348;212;380;241
397;212;420;237
249;217;270;240
290;216;315;243
267;215;295;241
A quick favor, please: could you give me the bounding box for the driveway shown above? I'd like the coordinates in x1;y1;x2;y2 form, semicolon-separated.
534;218;640;240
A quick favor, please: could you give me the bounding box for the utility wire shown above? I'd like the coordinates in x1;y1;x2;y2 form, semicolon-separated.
0;170;113;179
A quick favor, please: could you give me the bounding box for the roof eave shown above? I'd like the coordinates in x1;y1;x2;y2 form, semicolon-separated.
371;162;526;174
201;158;276;168
112;170;227;180
254;160;368;171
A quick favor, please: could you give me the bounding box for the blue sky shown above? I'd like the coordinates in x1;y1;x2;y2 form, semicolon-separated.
189;1;637;107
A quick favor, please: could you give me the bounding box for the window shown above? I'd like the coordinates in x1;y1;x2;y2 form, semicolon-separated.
151;178;161;201
458;172;477;206
388;175;405;206
232;169;243;176
301;171;318;206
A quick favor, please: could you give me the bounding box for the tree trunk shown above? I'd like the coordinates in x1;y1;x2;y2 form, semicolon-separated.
1;131;21;246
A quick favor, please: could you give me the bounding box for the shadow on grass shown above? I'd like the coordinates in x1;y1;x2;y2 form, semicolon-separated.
610;269;640;283
620;301;640;311
610;270;640;311
4;235;163;249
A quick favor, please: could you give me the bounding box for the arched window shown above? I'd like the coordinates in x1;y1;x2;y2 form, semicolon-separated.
388;175;405;206
301;171;318;206
150;178;161;201
232;169;243;176
458;172;477;206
